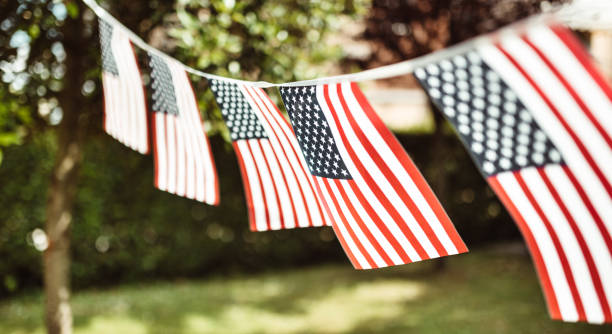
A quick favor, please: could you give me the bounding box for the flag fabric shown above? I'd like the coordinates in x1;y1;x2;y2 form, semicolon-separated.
415;23;612;323
99;19;148;154
209;78;329;231
279;83;468;269
148;53;219;205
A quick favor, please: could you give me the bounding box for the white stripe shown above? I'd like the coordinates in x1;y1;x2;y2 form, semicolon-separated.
527;26;612;137
245;86;322;227
101;74;116;138
154;113;168;191
237;140;267;231
112;32;138;150
522;167;603;323
250;86;325;226
546;165;612;310
174;116;187;197
316;85;421;262
340;180;404;265
497;171;578;321
248;140;281;228
327;180;387;267
165;113;177;194
170;62;197;199
340;82;458;255
501;35;612;186
478;44;612;238
173;61;216;203
316;178;370;269
260;141;294;229
326;84;438;258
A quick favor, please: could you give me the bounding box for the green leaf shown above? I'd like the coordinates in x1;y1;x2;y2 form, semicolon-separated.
66;2;79;19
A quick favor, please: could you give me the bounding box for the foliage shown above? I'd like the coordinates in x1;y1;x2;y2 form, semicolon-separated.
2;248;610;333
0;129;522;296
0;0;371;294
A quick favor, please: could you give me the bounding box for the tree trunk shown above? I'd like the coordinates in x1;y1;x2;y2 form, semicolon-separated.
590;30;612;83
43;7;88;334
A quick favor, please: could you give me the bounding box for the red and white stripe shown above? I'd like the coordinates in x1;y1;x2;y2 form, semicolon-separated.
314;82;467;269
478;24;612;323
233;84;330;231
152;59;218;205
101;28;148;154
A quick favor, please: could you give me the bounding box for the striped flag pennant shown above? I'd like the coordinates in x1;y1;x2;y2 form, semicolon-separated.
209;78;330;231
98;19;148;154
415;23;612;323
279;83;468;269
148;53;219;205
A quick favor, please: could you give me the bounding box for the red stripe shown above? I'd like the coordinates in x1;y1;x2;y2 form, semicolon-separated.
488;176;562;319
539;168;612;321
563;166;612;257
322;84;429;260
337;83;447;257
233;142;257;231
128;39;149;154
550;25;612;104
497;44;612;198
255;87;327;226
245;141;270;231
101;73;110;135
347;181;412;263
321;178;376;268
350;82;467;253
164;114;172;190
310;177;360;268
243;86;317;227
256;140;284;229
334;179;394;266
242;87;302;228
152;113;160;188
176;77;198;200
261;140;298;229
185;68;218;204
522;35;612;151
173;116;181;195
514;171;586;321
128;41;149;153
180;116;189;198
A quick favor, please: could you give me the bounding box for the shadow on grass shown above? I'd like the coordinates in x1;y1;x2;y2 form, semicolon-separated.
1;247;611;334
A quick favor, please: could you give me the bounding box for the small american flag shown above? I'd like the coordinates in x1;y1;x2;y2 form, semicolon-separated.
99;19;148;154
415;23;612;323
279;83;467;269
210;79;329;230
149;53;219;205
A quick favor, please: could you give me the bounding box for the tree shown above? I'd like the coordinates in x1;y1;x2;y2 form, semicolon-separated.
0;0;366;332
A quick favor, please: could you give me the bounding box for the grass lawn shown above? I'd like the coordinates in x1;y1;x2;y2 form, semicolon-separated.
1;246;610;334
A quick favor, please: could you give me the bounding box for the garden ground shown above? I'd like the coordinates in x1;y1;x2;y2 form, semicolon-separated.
1;246;610;334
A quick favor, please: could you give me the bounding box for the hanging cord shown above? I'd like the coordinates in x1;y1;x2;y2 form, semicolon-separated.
82;0;601;87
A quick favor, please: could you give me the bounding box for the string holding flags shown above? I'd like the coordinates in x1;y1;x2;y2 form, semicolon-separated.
85;0;612;323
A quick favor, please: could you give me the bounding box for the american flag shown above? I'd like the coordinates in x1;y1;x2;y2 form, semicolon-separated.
279;83;468;269
209;79;329;231
148;53;219;205
415;23;612;323
99;19;148;154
